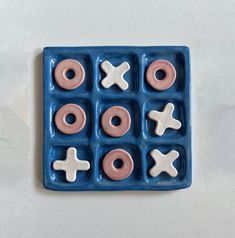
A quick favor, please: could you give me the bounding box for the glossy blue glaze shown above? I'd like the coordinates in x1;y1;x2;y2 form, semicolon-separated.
43;46;191;191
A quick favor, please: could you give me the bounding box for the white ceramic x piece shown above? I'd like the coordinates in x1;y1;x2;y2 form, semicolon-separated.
149;149;179;177
53;147;90;182
148;103;182;136
101;60;130;90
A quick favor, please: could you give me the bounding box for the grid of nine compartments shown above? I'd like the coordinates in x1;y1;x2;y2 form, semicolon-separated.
43;46;191;191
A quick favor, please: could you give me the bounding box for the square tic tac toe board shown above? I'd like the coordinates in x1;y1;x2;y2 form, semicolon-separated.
43;46;191;191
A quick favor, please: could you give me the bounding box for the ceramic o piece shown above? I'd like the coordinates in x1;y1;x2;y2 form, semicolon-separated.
101;106;131;137
102;149;134;180
146;60;176;91
55;103;86;134
54;59;85;90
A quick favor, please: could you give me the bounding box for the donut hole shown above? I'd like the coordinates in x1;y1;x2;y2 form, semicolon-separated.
155;69;166;80
111;116;121;126
65;113;76;124
113;159;123;169
65;69;75;80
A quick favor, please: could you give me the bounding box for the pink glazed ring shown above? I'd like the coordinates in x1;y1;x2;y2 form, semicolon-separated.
102;149;134;180
54;59;85;90
146;60;176;91
55;104;86;134
101;106;131;137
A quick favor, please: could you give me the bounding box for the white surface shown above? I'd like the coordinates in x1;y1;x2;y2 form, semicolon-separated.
0;0;235;237
53;147;90;182
148;103;182;136
149;149;179;177
101;60;130;90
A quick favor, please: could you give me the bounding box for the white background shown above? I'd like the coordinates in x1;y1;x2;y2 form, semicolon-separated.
0;0;235;237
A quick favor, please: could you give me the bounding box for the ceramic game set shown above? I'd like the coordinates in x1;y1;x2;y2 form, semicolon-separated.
43;46;191;191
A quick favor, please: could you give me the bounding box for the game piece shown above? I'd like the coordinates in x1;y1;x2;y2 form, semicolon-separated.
102;149;134;180
55;103;86;134
148;103;182;136
149;149;179;177
101;106;131;137
53;147;90;182
101;60;130;90
54;59;85;90
146;59;176;91
43;46;191;191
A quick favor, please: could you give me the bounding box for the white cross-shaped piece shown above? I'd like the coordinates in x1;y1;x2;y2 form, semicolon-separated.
148;103;182;136
53;147;90;182
149;149;179;177
101;60;130;90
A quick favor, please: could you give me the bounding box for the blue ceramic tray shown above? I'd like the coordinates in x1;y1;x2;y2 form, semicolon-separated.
43;46;191;191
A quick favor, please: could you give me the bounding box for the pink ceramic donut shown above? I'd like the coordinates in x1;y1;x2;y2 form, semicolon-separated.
102;149;134;180
54;59;85;90
101;106;131;137
55;104;86;134
146;60;176;91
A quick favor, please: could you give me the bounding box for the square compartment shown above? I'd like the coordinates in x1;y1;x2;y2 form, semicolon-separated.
44;49;93;96
142;50;187;94
94;144;143;188
44;145;94;190
48;98;93;143
143;99;186;139
143;144;191;189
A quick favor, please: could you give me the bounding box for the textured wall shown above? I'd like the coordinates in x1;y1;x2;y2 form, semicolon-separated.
0;0;235;237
